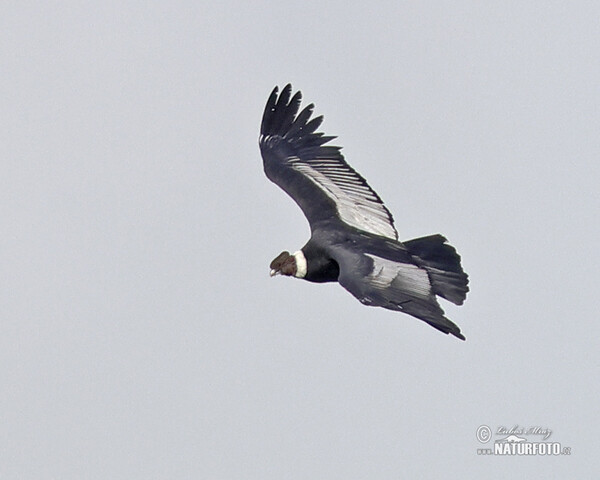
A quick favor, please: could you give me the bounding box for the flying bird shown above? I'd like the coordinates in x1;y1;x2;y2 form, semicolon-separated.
259;84;469;340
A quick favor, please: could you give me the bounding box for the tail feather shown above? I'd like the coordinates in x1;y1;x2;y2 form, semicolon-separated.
404;234;469;305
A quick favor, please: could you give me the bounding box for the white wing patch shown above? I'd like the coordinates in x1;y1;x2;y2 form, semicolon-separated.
366;254;431;299
290;159;397;240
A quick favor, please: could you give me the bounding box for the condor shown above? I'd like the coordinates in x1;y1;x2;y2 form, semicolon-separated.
259;85;469;340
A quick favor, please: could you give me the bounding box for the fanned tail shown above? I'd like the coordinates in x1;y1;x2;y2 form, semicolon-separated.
404;234;469;305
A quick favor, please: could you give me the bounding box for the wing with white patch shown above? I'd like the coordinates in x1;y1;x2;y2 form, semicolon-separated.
259;84;398;240
335;251;465;340
365;254;432;300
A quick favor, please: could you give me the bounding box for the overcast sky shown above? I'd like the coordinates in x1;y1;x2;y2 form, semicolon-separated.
2;1;599;479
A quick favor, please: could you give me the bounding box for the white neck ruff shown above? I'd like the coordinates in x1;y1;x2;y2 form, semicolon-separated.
292;250;307;278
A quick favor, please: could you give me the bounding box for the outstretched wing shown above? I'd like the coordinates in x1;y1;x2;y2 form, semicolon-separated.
259;84;398;240
332;247;465;340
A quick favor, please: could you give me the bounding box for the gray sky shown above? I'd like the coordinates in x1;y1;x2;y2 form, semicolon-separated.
2;1;599;478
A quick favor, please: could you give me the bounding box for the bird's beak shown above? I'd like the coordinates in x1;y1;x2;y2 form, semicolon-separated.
270;269;278;277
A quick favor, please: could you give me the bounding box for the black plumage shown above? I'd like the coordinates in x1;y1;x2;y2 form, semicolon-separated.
259;84;469;340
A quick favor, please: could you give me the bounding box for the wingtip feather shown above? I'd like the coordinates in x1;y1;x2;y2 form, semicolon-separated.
260;87;339;153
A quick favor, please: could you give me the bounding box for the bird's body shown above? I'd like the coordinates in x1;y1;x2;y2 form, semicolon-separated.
260;85;469;340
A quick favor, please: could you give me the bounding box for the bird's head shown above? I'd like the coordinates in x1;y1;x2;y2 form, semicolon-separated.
269;250;307;278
